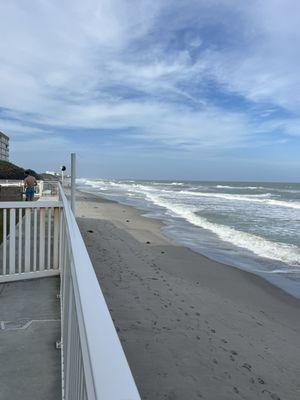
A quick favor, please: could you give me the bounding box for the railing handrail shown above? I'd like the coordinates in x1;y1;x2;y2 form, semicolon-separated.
0;179;45;183
59;184;141;400
0;201;62;209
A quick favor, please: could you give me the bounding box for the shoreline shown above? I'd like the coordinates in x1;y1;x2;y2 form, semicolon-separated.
78;188;299;301
76;189;300;400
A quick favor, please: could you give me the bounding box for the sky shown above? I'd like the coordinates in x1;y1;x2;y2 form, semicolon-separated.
0;0;300;181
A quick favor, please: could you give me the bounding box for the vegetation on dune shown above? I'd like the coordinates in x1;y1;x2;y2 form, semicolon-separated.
0;160;41;180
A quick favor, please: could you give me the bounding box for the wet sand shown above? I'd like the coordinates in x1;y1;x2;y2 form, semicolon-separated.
76;190;300;400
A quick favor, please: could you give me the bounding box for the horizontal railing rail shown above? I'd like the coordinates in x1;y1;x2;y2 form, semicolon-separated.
0;180;46;198
0;200;62;282
0;200;62;209
59;184;141;400
0;179;23;186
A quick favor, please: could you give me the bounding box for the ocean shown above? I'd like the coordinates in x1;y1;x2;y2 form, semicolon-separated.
77;179;300;298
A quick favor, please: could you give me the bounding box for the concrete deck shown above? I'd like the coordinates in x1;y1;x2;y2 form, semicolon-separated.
0;276;61;400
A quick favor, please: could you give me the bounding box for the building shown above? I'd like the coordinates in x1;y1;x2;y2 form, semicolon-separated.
0;131;9;161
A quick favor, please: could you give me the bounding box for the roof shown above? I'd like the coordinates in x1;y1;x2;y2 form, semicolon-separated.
0;131;9;140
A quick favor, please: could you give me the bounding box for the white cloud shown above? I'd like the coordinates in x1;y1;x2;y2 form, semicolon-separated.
204;0;300;113
0;0;299;165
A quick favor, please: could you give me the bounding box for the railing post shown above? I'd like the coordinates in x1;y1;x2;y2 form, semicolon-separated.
9;209;16;274
53;208;60;269
24;208;31;272
71;153;76;215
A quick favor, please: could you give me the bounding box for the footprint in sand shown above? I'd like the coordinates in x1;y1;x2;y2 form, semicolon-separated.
242;363;252;371
262;390;280;400
219;346;228;352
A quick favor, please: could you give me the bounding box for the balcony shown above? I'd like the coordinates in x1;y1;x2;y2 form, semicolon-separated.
0;183;141;400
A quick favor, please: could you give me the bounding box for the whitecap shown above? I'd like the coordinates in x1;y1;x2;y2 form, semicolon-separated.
177;191;300;209
145;193;300;266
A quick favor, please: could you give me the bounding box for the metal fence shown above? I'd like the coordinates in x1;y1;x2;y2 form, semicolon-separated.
59;184;141;400
0;201;62;282
0;184;141;399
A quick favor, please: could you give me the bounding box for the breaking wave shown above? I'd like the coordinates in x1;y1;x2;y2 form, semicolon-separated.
145;193;300;266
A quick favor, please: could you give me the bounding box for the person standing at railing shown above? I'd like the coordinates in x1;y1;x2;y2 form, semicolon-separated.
24;170;37;201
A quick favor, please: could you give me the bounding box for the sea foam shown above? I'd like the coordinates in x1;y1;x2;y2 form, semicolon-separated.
145;192;300;266
177;191;300;209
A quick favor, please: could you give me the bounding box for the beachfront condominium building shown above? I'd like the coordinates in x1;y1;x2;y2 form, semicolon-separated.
0;132;9;161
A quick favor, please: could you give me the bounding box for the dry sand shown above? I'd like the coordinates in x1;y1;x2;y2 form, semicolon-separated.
76;190;300;400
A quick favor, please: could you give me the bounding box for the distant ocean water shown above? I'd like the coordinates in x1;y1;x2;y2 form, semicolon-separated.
77;179;300;298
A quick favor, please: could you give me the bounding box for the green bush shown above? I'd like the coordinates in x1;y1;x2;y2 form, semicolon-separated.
0;160;41;180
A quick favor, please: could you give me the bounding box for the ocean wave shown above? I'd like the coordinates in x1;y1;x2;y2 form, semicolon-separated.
82;179;137;192
180;191;271;198
79;180;300;210
261;269;300;274
145;193;300;266
214;185;264;190
177;191;300;209
165;182;184;186
214;184;300;194
78;179;106;189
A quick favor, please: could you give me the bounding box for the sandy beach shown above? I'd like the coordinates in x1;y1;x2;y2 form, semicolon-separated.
76;190;300;400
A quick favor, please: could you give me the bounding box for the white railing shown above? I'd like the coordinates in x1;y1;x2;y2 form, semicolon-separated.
0;179;46;199
0;201;62;282
0;185;140;399
59;184;141;400
0;179;23;186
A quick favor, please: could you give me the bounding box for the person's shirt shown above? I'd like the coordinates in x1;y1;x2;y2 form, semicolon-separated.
24;175;37;188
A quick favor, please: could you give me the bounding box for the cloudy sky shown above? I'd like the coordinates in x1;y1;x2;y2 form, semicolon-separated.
0;0;300;180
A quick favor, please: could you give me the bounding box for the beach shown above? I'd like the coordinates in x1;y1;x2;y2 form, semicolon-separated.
76;190;300;400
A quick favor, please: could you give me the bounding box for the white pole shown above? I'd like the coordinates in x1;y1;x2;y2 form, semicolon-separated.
71;153;76;215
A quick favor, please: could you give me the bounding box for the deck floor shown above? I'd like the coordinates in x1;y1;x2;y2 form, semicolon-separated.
0;276;61;400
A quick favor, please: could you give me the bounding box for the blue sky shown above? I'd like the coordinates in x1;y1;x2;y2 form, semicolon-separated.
0;0;300;181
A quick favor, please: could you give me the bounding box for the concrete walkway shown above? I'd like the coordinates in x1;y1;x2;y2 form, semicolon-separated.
0;276;61;400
